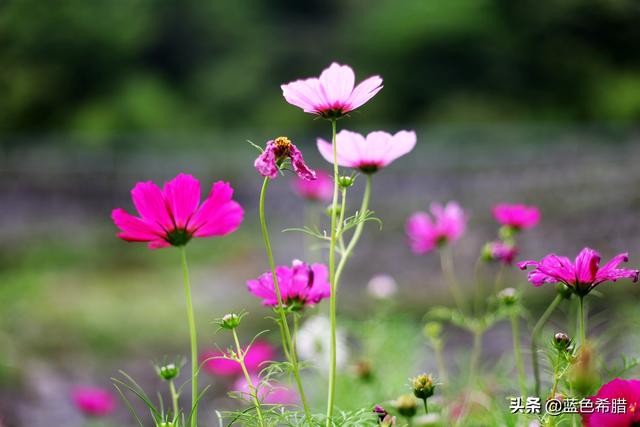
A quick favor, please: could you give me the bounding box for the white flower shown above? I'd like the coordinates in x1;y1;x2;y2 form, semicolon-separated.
367;274;397;299
296;316;349;371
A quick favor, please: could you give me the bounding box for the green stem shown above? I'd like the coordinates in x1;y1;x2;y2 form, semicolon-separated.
531;294;563;398
326;118;339;426
233;329;265;427
469;329;483;385
550;351;562;398
439;246;466;314
434;341;449;386
578;296;586;348
258;177;312;422
179;246;198;427
423;398;429;415
169;380;179;421
511;312;527;398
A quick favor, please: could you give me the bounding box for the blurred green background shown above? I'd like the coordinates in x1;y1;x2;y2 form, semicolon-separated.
1;1;640;426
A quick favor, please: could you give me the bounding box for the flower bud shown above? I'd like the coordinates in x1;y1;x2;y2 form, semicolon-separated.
373;405;389;422
423;322;442;341
498;225;517;240
412;373;435;400
557;283;573;299
394;394;417;418
354;359;373;381
220;313;242;330
337;175;355;189
325;204;342;218
552;332;572;352
380;415;396;427
497;287;518;306
158;363;179;381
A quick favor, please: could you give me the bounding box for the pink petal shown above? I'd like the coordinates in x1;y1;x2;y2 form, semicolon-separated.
130;181;174;231
381;130;417;165
254;141;279;178
191;181;244;237
163;173;201;229
289;143;316;181
574;247;600;284
111;208;164;242
319;63;355;107
346;75;383;111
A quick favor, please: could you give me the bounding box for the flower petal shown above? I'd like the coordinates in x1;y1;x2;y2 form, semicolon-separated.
346;75;383;111
131;181;174;230
163;173;201;229
191;181;244;237
111;208;164;243
254;140;279;178
289;143;316;181
319;63;355;108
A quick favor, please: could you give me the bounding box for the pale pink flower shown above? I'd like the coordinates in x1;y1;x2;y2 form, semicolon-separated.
293;169;333;202
581;378;640;426
232;374;298;405
493;203;540;229
518;247;639;296
281;62;382;118
406;202;467;254
317;130;416;173
201;340;275;376
71;386;116;417
254;137;316;181
247;260;330;310
112;173;243;249
485;241;518;264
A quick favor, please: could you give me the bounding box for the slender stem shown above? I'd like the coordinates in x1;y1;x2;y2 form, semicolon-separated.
258;177;312;422
550;351;562;398
511;312;527;398
326;118;339;425
336;187;348;256
578;296;586;348
531;294;563;398
179;246;198;427
169;380;179;421
469;329;483;385
434;341;449;386
233;329;265;427
422;398;429;415
472;256;484;317
494;263;505;294
439;246;466;313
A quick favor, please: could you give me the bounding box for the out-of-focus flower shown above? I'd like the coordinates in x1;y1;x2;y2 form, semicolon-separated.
201;340;275;376
412;374;435;400
492;203;540;230
393;394;418;418
281;62;383;119
247;260;330;310
353;359;373;381
581;378;640;426
112;174;244;249
483;241;518;264
406;202;467;254
254;136;316;181
231;375;298;405
367;274;398;299
518;248;639;296
497;287;519;306
293;169;333;202
296;316;349;371
71;386;116;417
317;130;416;174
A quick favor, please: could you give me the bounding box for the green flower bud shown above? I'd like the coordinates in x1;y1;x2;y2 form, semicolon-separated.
158;363;179;381
394;394;417;418
412;373;435;400
423;322;442;341
325;204;342;218
552;332;572;352
337;175;356;189
497;287;518;306
220;313;242;330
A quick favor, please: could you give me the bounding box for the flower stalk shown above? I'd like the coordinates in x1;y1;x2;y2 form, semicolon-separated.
232;329;265;427
578;296;586;348
327;117;339;425
531;294;563;398
510;311;527;398
179;246;198;427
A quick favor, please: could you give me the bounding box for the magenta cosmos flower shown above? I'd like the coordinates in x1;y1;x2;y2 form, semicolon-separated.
232;374;298;405
317;130;416;174
72;386;116;417
254;136;316;181
112;173;244;249
293;169;333;202
247;260;330;310
406;202;467;254
201;340;275;377
281;62;383;119
493;203;540;230
581;378;640;427
518;247;639;296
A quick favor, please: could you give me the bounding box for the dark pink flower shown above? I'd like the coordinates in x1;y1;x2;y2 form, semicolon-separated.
317;130;416;174
293;169;333;202
254;137;316;181
485;241;518;264
518;248;639;296
581;378;640;426
281;62;383;119
232;374;298;405
492;203;540;230
201;340;275;376
247;260;330;309
112;173;244;249
71;386;116;417
406;202;467;254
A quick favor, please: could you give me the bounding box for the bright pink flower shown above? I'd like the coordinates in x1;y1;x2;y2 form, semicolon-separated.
201;340;275;376
71;386;116;417
232;374;298;405
293;169;333;202
581;378;640;426
317;130;416;174
406;202;467;254
492;203;540;229
254;136;316;181
112;173;244;249
518;248;639;296
486;241;518;264
281;62;382;118
247;260;330;309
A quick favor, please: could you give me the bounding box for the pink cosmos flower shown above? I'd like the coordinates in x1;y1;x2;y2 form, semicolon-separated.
201;340;275;376
281;62;383;118
581;378;640;426
485;241;518;264
247;260;330;310
293;169;333;202
71;386;116;417
232;374;298;405
254;136;316;181
112;173;244;249
406;202;467;254
493;203;540;230
317;130;416;174
518;248;639;296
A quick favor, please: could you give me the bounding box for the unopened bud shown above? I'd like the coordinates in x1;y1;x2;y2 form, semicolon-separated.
412;373;435;400
394;394;417;418
498;287;518;306
220;313;242;330
325;204;342;218
354;359;373;381
158;363;179;381
337;175;355;189
553;332;572;352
